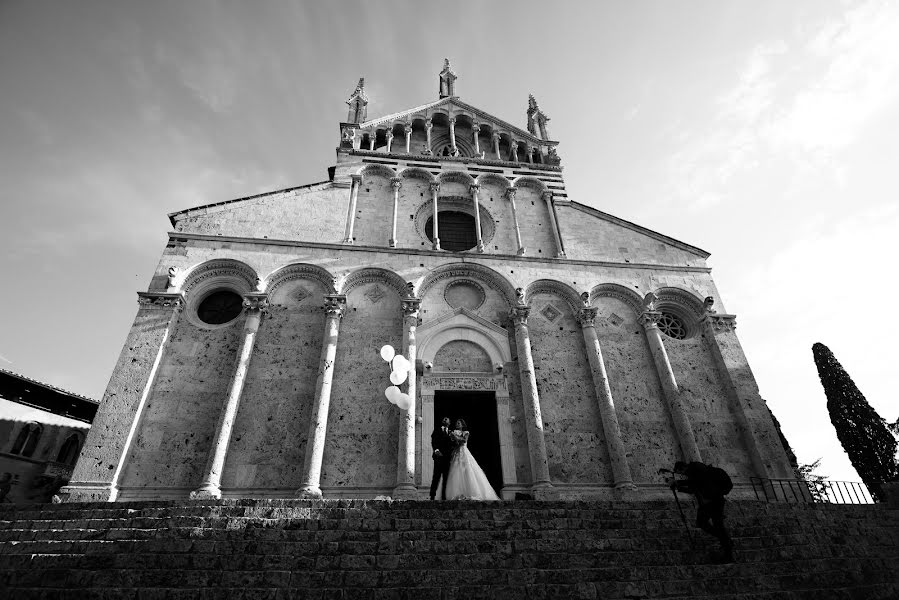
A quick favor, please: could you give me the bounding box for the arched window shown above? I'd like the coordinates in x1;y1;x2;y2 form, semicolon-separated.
11;423;42;457
57;433;82;466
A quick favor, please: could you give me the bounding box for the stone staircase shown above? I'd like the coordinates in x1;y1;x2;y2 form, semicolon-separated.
1;499;897;599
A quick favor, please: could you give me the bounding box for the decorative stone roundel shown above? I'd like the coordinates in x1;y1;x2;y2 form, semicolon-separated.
444;280;486;310
658;311;687;340
197;290;243;325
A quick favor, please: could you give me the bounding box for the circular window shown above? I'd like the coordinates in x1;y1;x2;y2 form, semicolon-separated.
444;280;486;310
197;290;243;325
658;311;687;340
425;211;477;251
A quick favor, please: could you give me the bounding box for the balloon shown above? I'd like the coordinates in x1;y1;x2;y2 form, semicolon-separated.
396;393;412;410
389;369;408;385
385;386;401;404
391;355;410;373
380;345;396;362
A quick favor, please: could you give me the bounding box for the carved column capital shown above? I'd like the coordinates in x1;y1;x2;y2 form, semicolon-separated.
703;314;737;332
137;292;185;311
542;190;553;202
510;141;519;150
323;294;347;318
402;298;422;324
491;131;501;142
469;183;480;194
242;293;269;314
639;311;662;329
448;117;456;125
510;305;531;326
504;187;517;201
390;177;402;190
429;182;440;193
577;307;598;327
350;174;363;185
425;118;433;129
472;123;481;132
404;124;412;134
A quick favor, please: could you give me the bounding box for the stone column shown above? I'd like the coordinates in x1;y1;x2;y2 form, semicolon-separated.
506;187;525;255
425;119;433;155
492;132;501;160
369;133;376;151
470;183;485;253
640;310;702;463
343;174;362;244
298;295;347;498
511;142;519;163
404;124;412;154
449;117;457;154
59;292;184;502
430;181;441;250
702;313;784;478
472;123;481;155
510;305;554;497
525;144;533;163
394;298;421;498
191;294;269;499
578;307;635;489
542;191;565;258
389;177;402;248
386;131;394;154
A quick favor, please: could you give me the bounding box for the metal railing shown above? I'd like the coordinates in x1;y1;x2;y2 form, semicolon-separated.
750;477;875;504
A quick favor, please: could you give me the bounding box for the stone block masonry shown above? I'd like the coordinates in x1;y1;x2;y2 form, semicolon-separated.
0;499;897;599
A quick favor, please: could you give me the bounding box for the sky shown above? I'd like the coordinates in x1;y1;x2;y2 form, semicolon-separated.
1;0;897;484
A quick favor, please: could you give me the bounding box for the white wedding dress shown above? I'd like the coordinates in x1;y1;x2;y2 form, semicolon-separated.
445;430;500;501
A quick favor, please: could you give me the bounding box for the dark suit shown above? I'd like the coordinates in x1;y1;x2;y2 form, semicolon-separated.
430;426;454;500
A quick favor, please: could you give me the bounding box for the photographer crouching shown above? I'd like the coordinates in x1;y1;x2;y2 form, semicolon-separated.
671;461;735;563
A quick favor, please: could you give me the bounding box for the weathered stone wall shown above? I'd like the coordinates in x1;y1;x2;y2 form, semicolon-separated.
529;292;611;485
433;340;492;373
320;284;403;490
593;296;681;483
119;315;241;492
220;278;328;491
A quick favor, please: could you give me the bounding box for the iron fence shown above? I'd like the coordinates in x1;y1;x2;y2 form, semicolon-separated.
749;477;875;504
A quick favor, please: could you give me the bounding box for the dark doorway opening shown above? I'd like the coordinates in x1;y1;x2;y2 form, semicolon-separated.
434;390;503;494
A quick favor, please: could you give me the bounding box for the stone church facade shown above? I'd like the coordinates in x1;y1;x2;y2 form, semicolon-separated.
61;61;793;503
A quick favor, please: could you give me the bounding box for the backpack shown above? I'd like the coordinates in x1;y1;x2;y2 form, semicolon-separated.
708;466;733;495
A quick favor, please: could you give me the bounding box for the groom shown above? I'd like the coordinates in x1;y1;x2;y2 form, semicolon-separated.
430;416;454;500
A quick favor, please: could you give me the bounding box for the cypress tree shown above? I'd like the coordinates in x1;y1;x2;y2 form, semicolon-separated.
812;342;898;501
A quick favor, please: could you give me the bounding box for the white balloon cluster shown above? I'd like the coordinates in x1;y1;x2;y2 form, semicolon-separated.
379;345;413;410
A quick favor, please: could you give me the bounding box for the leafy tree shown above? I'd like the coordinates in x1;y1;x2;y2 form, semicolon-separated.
813;342;898;501
796;458;830;503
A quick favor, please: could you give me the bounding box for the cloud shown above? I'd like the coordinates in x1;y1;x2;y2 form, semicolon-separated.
663;0;899;211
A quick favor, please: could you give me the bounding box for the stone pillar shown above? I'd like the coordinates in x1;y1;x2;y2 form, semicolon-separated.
298;295;347;498
369;133;376;151
470;183;485;253
472;123;481;155
389;177;402;248
386;131;394;154
404;124;412;154
425;118;433;155
525;144;533;163
510;305;554;497
394;298;421;498
343;174;362;243
506;187;525;255
449;117;457;154
492;132;501;160
702;313;783;478
640;311;702;463
59;292;184;502
578;307;635;489
542;191;565;258
511;141;519;163
190;294;269;499
430;181;441;250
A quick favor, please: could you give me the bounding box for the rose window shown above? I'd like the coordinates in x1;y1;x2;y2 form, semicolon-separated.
658;312;687;340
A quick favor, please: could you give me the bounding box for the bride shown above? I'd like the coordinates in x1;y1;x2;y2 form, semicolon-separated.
445;419;500;501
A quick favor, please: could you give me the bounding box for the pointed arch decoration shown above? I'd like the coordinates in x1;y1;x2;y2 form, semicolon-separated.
417;262;517;307
654;287;706;317
525;279;584;316
179;259;258;295
589;283;644;316
264;263;337;296
342;267;409;298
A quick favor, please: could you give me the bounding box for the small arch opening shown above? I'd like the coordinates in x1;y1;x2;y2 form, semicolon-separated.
425;211;477;251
